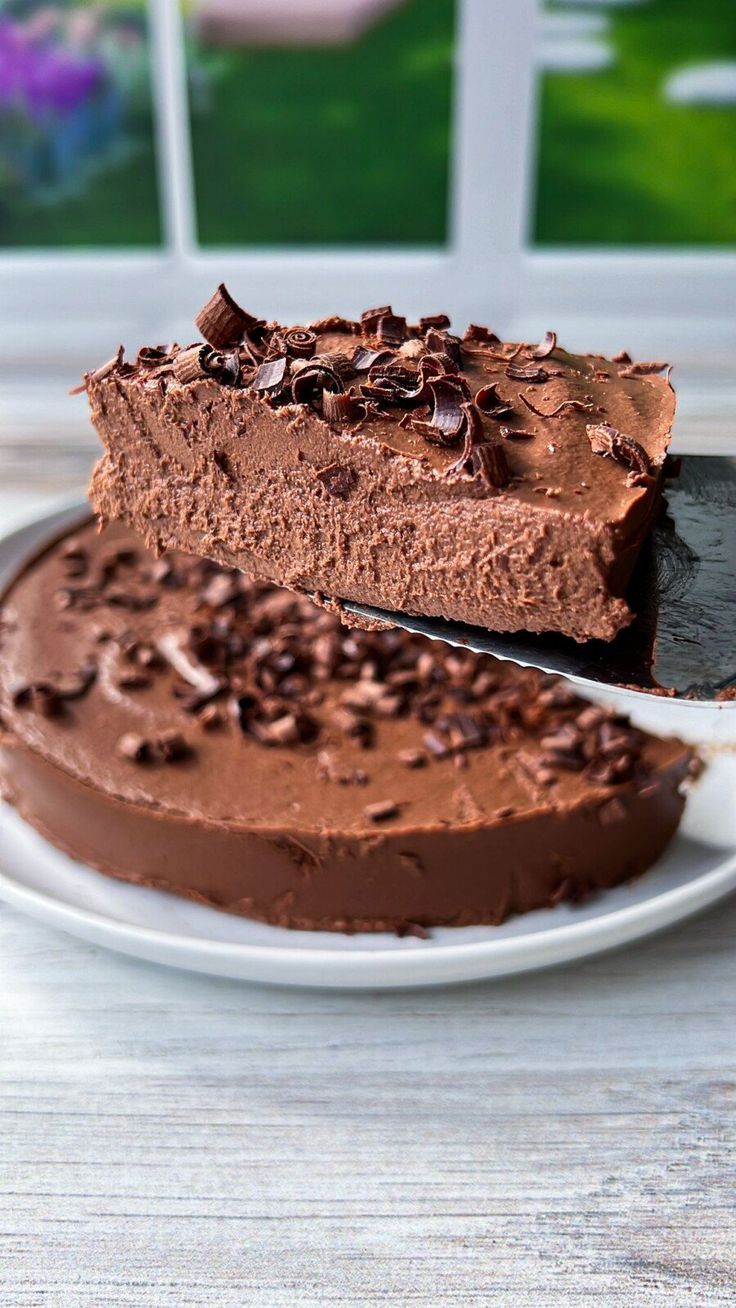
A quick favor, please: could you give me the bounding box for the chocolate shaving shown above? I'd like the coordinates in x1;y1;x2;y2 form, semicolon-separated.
252;356;288;393
92;344;124;381
419;350;460;379
423;730;449;759
519;394;593;420
12;682;62;717
308;315;359;334
284;329;317;359
446;402;485;476
586;423;652;476
117;732;151;762
218;350;242;387
351;345;394;373
322;391;359;424
173;345;207;384
291;355;350;404
12;665;96;715
53;665;97;701
500;426;535;440
471;441;510;490
418;314;451;332
70;345;124;394
156;630;224;702
199;345;241;386
474;382;513;418
364;800;399;823
618;360;669;377
239;327;269;365
463;324;501;347
315;463;357;499
137;345;170;368
362;362;428;405
529;330;557;359
117;730;191;764
361;305;393;334
195;283;258;349
410;378;467;444
505;363;555;383
157;730;191;762
377;314;407;345
425;328;462;364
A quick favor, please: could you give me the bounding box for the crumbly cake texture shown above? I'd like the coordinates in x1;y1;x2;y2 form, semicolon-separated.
0;520;694;933
83;286;677;644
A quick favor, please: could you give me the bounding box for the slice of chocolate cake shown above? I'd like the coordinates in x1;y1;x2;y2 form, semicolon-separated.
0;520;694;932
84;288;676;644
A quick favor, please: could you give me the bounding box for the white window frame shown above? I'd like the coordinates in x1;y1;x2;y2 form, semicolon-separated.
1;0;734;393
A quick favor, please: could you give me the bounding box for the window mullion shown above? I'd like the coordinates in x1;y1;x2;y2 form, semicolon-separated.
148;0;198;262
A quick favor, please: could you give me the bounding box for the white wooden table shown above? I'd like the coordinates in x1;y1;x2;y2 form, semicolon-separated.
2;477;735;1308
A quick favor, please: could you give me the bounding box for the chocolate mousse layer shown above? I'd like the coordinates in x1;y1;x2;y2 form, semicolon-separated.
0;520;693;932
85;288;676;644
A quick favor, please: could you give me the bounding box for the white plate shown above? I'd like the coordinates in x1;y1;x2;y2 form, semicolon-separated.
1;501;735;990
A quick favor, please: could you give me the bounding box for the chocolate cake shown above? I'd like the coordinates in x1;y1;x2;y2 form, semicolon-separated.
85;287;676;644
0;520;693;932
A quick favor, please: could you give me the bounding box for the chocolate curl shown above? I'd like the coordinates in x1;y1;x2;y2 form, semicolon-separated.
361;362;428;405
69;345;124;395
136;345;170;368
290;353;354;404
410;378;467;444
284;329;317;359
586;423;652;477
173;345;207;384
472;442;510;488
505;363;556;383
519;393;593;420
322;391;359;424
351;345;395;373
425;328;462;364
529;330;557;359
475;382;513;418
446;401;485;475
195;283;259;349
448;403;510;489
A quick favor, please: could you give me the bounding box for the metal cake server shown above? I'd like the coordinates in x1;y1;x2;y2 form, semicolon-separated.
340;457;736;703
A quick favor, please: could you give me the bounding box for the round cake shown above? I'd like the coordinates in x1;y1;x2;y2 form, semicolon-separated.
0;520;693;932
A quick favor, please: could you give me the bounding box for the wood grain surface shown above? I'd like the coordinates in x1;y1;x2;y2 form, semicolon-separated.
1;486;734;1308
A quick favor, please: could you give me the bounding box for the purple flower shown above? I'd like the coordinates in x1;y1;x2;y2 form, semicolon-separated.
0;16;105;119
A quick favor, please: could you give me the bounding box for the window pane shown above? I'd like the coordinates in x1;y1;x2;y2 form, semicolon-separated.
533;0;736;246
185;0;456;246
0;1;162;248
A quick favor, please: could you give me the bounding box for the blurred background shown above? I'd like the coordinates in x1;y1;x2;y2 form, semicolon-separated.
0;0;734;497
